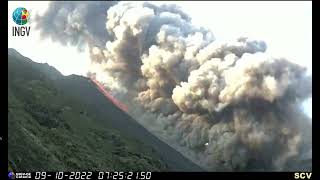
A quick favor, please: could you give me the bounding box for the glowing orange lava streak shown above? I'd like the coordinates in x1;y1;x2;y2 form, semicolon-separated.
90;78;128;113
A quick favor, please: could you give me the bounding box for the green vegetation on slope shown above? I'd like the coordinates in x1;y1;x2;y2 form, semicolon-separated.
8;49;168;172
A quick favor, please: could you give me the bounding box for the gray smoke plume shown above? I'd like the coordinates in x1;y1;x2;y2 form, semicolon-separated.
35;1;118;50
36;2;312;171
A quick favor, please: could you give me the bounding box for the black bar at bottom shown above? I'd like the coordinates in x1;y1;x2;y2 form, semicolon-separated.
153;172;313;180
7;171;313;180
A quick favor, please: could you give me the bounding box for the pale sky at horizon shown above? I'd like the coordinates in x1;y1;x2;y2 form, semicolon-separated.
8;1;312;118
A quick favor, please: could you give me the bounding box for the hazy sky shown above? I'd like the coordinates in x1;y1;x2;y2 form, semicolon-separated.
8;1;312;118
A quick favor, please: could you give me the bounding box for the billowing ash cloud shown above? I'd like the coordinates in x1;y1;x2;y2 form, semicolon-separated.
36;2;312;171
35;1;118;50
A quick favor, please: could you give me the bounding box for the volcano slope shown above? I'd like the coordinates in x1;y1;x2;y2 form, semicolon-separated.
8;48;203;172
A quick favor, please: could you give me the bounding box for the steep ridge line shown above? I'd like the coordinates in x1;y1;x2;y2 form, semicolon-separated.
90;78;128;113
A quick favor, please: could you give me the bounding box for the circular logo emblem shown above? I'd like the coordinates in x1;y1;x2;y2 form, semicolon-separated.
12;7;30;25
8;172;15;179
